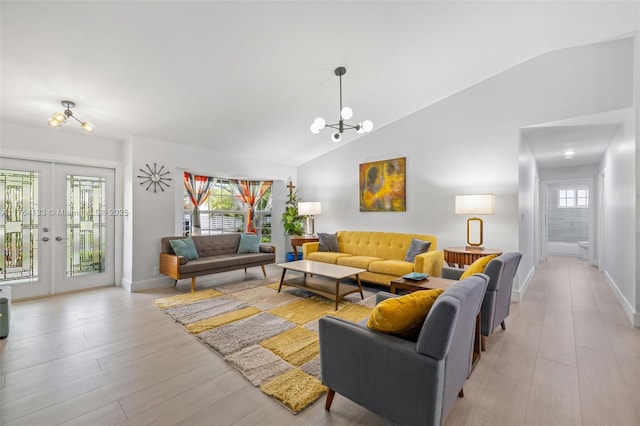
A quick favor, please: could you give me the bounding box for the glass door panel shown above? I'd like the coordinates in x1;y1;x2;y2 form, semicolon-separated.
66;175;106;277
0;159;52;299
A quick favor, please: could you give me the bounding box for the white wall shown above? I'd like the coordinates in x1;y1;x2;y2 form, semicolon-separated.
600;111;636;322
299;37;634;297
518;137;538;299
636;33;640;327
125;136;296;291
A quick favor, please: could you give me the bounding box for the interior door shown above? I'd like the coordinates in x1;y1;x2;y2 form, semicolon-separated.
54;164;115;293
0;158;115;298
0;158;52;299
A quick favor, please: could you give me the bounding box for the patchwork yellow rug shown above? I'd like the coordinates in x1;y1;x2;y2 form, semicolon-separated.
153;277;375;414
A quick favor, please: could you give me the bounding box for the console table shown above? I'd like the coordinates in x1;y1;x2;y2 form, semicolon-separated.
290;236;319;261
443;247;502;268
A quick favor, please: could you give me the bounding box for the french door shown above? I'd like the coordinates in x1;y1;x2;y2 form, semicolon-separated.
0;158;115;299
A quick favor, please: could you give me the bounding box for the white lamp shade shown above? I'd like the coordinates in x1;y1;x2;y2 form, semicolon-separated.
455;194;495;215
298;201;322;216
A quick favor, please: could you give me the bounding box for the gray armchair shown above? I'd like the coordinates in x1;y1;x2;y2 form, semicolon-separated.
319;274;489;426
442;252;522;349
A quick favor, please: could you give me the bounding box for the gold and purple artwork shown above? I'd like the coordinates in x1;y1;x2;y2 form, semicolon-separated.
359;157;406;212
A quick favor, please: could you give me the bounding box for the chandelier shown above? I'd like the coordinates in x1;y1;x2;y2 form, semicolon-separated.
310;66;373;143
47;100;95;133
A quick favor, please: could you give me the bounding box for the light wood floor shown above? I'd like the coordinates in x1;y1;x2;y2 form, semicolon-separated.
1;256;639;425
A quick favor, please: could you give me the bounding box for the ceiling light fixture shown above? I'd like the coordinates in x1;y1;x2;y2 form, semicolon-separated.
310;66;373;143
47;100;95;133
563;150;575;159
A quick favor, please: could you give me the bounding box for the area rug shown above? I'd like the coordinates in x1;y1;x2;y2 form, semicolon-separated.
153;276;377;414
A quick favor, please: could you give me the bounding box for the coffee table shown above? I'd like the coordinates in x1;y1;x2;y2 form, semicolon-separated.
276;260;365;310
390;275;482;374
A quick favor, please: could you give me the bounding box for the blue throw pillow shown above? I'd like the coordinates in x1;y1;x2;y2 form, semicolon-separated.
404;238;431;262
237;233;260;254
169;237;199;260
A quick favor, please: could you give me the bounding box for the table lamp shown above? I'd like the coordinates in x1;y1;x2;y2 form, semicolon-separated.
455;194;495;250
298;202;322;236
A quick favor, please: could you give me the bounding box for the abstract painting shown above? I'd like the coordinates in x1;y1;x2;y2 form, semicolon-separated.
359;157;406;211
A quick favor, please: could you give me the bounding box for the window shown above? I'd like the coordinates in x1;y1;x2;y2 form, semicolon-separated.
558;187;588;208
184;178;272;242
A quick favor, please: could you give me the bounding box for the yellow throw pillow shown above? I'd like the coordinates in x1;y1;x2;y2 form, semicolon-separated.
367;289;444;340
459;254;498;280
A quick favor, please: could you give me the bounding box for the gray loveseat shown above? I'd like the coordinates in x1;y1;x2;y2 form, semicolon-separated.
159;234;276;292
319;273;489;426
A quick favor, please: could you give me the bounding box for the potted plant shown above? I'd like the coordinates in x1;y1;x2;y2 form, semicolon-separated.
281;189;304;260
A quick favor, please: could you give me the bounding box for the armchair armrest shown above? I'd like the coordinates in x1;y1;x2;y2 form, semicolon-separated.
441;266;464;280
302;242;320;259
375;290;399;305
414;250;444;277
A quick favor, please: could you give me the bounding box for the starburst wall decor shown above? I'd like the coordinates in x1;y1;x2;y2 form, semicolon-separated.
137;163;171;193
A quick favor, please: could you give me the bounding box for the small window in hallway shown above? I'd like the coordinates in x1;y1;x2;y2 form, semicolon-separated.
558;187;588;208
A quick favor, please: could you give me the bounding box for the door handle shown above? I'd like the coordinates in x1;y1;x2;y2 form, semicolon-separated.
42;237;50;242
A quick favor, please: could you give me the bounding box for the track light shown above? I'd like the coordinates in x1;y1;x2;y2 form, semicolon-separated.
310;66;373;142
48;100;94;133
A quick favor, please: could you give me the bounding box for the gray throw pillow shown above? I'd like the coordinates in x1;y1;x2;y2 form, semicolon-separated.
318;232;339;252
404;238;431;262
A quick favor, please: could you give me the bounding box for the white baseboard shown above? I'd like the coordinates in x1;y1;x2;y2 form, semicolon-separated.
511;265;535;302
603;270;637;327
129;277;173;292
120;278;132;292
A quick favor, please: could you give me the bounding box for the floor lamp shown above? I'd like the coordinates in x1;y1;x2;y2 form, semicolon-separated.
455;194;495;250
298;202;322;237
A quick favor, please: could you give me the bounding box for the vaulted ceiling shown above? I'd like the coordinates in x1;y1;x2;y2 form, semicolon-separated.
1;1;638;166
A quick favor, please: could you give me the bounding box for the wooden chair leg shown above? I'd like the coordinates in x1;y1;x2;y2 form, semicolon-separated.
458;388;464;398
261;265;267;277
191;277;196;293
481;335;486;351
325;389;336;411
501;320;506;330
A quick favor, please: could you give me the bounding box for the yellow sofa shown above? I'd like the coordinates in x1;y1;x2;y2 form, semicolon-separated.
302;230;444;287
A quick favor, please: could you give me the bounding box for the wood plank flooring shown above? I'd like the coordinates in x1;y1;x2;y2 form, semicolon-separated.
1;256;639;425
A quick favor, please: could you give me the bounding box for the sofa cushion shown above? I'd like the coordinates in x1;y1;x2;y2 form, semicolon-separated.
404;238;432;262
180;253;273;274
367;289;444;340
237;233;260;254
318;232;339;252
368;260;415;277
307;251;352;264
460;254;498;280
337;256;383;269
169;237;199;260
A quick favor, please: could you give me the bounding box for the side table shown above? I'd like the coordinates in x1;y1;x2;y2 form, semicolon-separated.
290;236;319;261
389;275;482;374
443;247;502;268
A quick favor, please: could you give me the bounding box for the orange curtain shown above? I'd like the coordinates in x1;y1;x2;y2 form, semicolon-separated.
229;180;272;234
184;172;215;229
